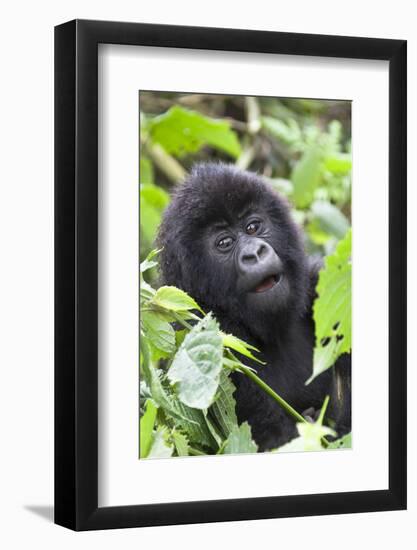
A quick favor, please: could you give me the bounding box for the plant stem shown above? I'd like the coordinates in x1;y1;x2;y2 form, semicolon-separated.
239;364;307;425
171;311;194;331
188;447;206;456
233;357;329;448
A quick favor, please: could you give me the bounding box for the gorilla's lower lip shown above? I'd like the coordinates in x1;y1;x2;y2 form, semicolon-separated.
253;274;281;293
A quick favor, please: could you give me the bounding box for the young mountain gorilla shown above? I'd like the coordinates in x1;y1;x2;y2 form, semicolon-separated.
158;163;351;451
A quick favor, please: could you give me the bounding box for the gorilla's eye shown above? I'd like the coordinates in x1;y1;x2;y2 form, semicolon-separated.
216;236;234;250
246;220;261;235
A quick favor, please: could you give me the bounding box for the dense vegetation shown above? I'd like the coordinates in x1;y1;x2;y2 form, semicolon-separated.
139;93;352;458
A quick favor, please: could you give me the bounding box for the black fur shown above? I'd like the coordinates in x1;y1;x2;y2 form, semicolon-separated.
158;162;351;451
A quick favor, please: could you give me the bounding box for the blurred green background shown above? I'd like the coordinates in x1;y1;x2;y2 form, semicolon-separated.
140;92;351;276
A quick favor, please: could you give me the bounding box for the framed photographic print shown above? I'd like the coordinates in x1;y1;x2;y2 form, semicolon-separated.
55;19;407;531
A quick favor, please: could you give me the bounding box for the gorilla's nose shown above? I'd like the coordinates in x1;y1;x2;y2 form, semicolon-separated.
239;239;273;268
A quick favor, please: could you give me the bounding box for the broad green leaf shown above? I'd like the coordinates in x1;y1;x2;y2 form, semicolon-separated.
153;286;204;314
291;144;324;208
172;430;189;456
167;314;223;409
140;184;168;251
324;154;352;174
328;432;352;449
308;229;352;383
140;183;170;211
140;194;161;248
139;399;158;458
209;369;238;438
221;332;263;364
147;427;174;459
310;200;350;240
140;156;154;184
141;311;176;355
223;422;258;455
148;106;241;158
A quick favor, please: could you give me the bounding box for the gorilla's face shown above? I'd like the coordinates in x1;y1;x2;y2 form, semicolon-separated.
205;211;291;314
158;163;309;337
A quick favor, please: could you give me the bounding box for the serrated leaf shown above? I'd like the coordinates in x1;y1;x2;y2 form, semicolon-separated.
139;399;158;458
167;314;223;409
209;369;238;438
172;430;189;456
308;230;352;383
147;427;174;459
141;311;176;355
148;106;241;158
153;286;204;314
223;422;258;455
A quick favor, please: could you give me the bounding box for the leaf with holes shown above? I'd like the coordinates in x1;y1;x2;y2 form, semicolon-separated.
308;229;351;384
167;314;223;409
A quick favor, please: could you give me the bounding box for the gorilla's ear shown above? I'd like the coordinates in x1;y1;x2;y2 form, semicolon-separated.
305;255;323;314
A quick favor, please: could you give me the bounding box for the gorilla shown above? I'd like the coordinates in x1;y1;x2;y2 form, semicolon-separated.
157;162;351;451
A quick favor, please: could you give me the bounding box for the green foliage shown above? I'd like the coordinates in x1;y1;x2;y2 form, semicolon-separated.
139;94;352;458
276;398;336;452
328;433;352;449
308;229;352;383
147;105;241;158
167;314;223;409
223;422;258;455
152;285;204;314
139;400;158;458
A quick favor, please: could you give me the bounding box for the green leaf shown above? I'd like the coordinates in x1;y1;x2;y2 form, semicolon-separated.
291;144;324;208
221;333;263;364
140;183;170;211
140;248;162;275
140;195;161;248
209;369;238;438
308;229;352;383
139;400;158;458
223;422;258;454
148;106;241;158
140;156;154;184
310;200;350;240
140;184;169;250
141;311;176;355
172;430;190;456
324;154;352;174
167;314;223;409
276;424;335;453
327;432;352;449
147;427;174;459
153;285;204;314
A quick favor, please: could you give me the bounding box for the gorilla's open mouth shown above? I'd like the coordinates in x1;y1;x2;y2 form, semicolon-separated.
253;274;282;293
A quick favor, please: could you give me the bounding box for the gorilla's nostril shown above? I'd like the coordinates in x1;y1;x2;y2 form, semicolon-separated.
241;252;257;265
257;244;267;259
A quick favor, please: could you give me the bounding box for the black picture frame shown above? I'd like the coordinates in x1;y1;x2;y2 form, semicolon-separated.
55;19;407;531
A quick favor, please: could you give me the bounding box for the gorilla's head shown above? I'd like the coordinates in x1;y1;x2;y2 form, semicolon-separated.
157;163;309;341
